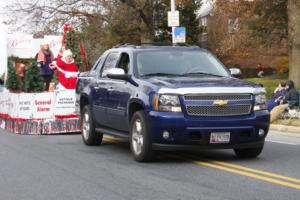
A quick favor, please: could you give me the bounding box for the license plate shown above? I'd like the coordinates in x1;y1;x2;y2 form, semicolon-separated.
210;132;230;144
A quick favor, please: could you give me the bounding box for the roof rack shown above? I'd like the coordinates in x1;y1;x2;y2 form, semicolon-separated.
112;43;136;48
112;43;199;48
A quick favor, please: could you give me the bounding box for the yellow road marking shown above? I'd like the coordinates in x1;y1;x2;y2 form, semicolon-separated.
193;160;300;190
101;137;300;190
209;160;300;184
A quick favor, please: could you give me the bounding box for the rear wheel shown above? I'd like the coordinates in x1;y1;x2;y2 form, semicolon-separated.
130;111;154;162
234;145;264;158
81;105;103;145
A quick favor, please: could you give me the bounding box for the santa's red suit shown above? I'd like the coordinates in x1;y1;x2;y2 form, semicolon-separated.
51;51;79;89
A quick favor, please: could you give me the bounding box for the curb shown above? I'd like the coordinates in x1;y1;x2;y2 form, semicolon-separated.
270;124;300;134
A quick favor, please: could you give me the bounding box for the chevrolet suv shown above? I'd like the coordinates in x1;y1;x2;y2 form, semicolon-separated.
76;45;270;162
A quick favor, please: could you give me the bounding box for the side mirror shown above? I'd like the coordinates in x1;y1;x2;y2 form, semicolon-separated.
106;68;129;80
229;68;242;77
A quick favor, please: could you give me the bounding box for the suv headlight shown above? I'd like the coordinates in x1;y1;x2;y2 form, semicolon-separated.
254;94;267;111
153;94;182;112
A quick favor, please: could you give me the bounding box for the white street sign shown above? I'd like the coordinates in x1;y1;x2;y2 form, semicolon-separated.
168;11;179;27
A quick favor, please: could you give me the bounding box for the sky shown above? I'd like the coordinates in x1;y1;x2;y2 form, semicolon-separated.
0;0;10;23
0;0;32;34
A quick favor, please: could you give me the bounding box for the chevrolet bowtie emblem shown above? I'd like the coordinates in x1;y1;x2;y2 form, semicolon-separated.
213;100;228;106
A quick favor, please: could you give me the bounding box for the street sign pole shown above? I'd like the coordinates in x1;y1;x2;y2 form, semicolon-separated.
171;0;176;45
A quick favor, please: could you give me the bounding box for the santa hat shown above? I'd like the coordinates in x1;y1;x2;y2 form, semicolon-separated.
62;49;73;59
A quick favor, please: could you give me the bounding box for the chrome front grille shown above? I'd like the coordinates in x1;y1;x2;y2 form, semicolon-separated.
186;105;251;116
184;94;252;101
184;93;252;117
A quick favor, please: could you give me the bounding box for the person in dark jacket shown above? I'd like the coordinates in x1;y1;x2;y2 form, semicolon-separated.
267;82;287;111
36;44;55;91
283;80;299;108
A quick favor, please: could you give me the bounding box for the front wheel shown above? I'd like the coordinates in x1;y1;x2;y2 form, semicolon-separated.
234;145;264;158
130;111;154;162
81;105;103;146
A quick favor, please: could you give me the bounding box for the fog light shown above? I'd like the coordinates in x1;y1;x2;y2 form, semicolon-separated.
258;129;265;137
162;131;170;139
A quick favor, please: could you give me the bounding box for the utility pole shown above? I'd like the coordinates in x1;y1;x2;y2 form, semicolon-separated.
168;0;184;44
171;0;176;44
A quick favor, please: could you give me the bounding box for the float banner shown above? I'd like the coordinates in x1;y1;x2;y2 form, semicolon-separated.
18;93;34;119
0;92;9;117
54;90;77;118
32;93;54;119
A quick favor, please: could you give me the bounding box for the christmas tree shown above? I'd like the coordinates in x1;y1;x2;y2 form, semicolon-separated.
6;60;21;91
24;61;44;92
65;29;85;72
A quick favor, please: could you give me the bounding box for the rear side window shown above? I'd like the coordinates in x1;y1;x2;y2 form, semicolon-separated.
101;52;119;77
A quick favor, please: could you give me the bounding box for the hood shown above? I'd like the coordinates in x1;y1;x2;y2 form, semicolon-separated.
141;76;259;89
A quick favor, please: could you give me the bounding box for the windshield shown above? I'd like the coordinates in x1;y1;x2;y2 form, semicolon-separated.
136;50;230;77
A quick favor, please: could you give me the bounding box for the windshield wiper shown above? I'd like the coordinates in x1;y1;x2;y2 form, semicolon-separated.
181;72;224;77
141;73;180;77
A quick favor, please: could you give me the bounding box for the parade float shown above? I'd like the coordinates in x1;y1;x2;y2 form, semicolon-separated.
0;23;87;134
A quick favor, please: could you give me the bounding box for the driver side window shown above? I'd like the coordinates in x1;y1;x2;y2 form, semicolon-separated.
117;53;130;74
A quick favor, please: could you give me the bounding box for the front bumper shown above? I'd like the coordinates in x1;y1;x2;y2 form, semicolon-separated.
152;140;265;151
148;110;270;150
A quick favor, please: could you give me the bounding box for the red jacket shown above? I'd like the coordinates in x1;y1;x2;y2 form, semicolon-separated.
56;55;79;89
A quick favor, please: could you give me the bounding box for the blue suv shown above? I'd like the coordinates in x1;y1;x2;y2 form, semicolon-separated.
76;45;270;162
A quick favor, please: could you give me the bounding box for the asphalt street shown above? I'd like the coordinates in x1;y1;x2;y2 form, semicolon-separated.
0;129;299;200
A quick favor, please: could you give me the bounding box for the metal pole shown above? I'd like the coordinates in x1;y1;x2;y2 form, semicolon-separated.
171;0;175;11
171;0;176;44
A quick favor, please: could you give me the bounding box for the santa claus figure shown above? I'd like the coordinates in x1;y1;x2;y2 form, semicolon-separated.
51;49;79;90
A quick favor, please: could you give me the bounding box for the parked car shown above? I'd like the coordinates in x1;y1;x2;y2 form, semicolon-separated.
76;44;270;162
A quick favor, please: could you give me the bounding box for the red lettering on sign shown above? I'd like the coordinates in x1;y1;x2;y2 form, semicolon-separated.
35;100;52;105
37;107;50;112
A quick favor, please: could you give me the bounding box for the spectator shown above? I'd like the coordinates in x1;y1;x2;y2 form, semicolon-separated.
267;82;287;111
257;63;265;78
270;80;299;122
283;80;299;108
36;44;55;91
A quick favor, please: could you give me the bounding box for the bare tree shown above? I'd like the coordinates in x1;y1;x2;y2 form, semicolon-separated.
6;0;111;32
287;0;300;86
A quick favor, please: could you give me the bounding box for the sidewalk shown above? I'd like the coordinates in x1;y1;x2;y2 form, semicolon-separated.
270;124;300;134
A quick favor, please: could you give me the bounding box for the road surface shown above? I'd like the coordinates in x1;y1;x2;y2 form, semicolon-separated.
0;129;299;200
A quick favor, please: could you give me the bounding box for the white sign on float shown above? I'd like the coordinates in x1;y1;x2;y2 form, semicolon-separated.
0;23;8;79
18;93;34;119
54;90;76;117
7;93;20;118
168;11;180;27
0;91;9;116
32;93;54;119
7;35;62;59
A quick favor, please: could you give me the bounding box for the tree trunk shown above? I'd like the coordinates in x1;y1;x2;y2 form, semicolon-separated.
288;0;300;86
140;24;154;43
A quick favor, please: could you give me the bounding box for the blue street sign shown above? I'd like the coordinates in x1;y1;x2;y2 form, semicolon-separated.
174;27;186;43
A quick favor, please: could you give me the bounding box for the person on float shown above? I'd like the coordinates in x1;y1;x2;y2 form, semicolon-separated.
36;44;55;91
50;49;79;90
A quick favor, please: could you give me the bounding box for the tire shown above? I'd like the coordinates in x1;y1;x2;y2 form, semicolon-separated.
81;105;103;146
130;111;154;162
234;145;264;158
